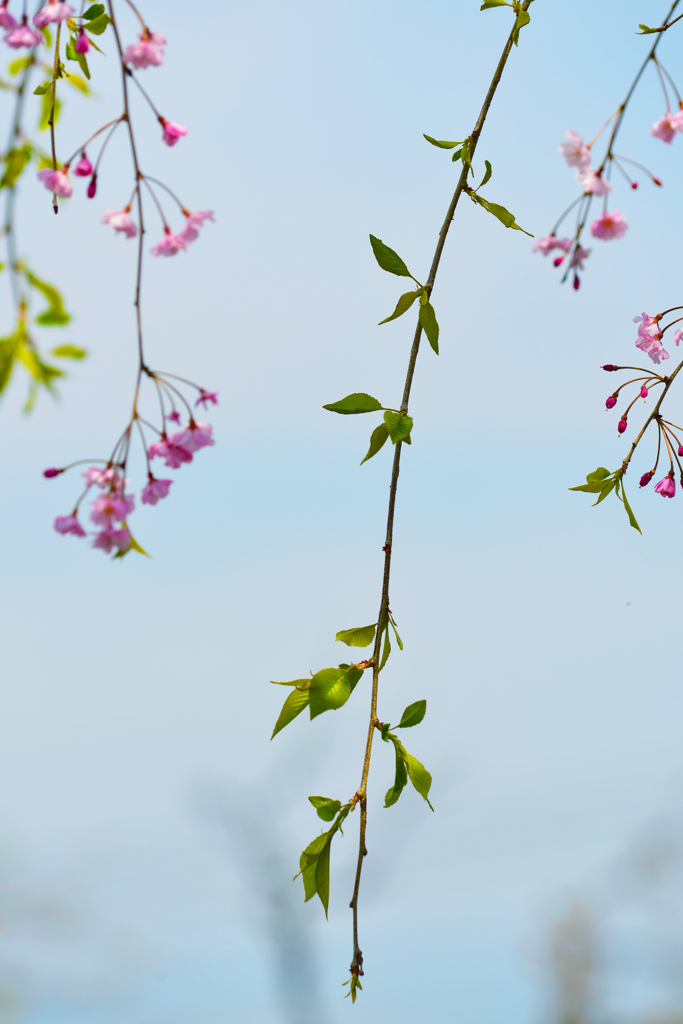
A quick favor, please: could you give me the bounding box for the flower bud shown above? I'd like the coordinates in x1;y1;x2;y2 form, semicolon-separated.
553;255;564;267
75;29;89;53
87;173;97;199
653;177;663;187
74;153;92;177
640;471;654;487
573;274;580;291
605;395;617;409
640;387;649;398
678;446;683;457
631;181;639;189
43;467;62;478
618;418;628;434
602;364;617;371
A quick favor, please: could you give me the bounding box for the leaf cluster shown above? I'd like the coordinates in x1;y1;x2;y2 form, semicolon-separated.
569;466;641;533
380;700;433;810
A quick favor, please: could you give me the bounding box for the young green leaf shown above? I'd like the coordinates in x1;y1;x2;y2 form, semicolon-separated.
480;0;510;7
379;625;391;671
33;82;50;95
270;677;311;687
297;804;352;916
8;57;33;76
397;699;427;729
361;422;389;465
378;289;421;325
309;795;342;821
271;686;310;738
0;331;20;393
17;344;62;387
423;134;464;149
309;667;352;719
637;23;659;33
418;301;439;354
389;616;403;650
25;271;70;325
384;410;413;444
335;623;376;648
477;160;493;190
384;736;409;808
0;146;31;189
472;195;533;236
450;148;463;162
617;479;642;534
461;138;473;174
52;344;86;359
512;9;531;45
369;235;411;278
323;392;383;415
82;2;105;18
586;467;611;482
592;477;618;505
400;742;434;809
84;12;110;33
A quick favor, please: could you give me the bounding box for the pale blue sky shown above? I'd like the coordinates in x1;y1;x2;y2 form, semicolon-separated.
2;1;683;1021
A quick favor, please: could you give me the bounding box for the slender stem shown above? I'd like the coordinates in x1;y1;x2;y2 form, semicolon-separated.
4;55;35;309
622;357;683;468
48;21;62;214
348;6;528;977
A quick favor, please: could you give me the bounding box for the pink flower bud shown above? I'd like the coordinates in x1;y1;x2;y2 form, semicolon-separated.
640;471;654;488
678;446;683;457
159;118;188;147
87;173;97;198
573;274;580;291
605;395;617;409
602;364;617;371
553;255;564;267
74;153;92;177
653;177;663;187
618;418;628;434
43;467;62;478
75;28;89;52
640;387;649;398
631;181;639;189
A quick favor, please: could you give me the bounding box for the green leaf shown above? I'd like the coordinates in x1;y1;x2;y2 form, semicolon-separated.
82;3;105;18
480;0;510;7
618;479;642;534
0;146;31;189
586;466;610;482
593;478;618;505
389;617;403;650
380;722;391;741
309;667;351;719
378;288;421;325
397;699;426;729
39;91;61;132
379;626;391;671
461;138;473;174
84;12;110;33
323;392;383;415
423;134;464;149
569;479;612;494
271;686;310;738
360;422;389;465
474;196;534;237
308;795;342;822
297;804;352;916
17;344;62;387
418;301;439;354
401;743;434;809
299;832;327;902
25;271;70;325
8;57;33;76
384;735;409;808
477;159;493;189
0;331;20;393
33;83;50;95
335;623;376;648
314;840;331;916
450;148;463;162
52;344;86;359
637;23;659;33
512;8;531;44
128;533;149;556
369;234;411;278
384;410;413;444
270;677;311;687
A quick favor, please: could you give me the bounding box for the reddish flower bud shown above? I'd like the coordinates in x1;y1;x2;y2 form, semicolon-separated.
653;177;663;186
631;181;639;189
602;364;617;371
573;274;580;291
640;471;654;487
553;255;564;267
618;418;628;434
43;467;63;478
678;446;683;457
640;387;649;398
605;395;617;409
75;28;89;53
87;173;97;198
74;153;92;177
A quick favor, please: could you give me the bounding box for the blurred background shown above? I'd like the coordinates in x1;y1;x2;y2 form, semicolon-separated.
2;0;683;1020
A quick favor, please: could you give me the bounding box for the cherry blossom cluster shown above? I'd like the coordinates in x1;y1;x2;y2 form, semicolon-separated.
48;376;217;555
532;32;681;289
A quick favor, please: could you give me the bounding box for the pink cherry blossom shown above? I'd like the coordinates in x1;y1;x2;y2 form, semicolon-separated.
74;153;92;176
148;436;194;469
166;410;181;424
674;328;683;346
195;390;218;407
37;168;72;198
0;5;17;29
160;119;187;146
180;210;215;243
101;208;137;239
75;29;89;53
654;474;676;498
151;229;187;257
54;514;86;537
634;313;669;363
5;22;42;46
558;130;590;169
33;0;74;26
577;169;612;196
590;209;628;240
650;111;683;143
123;30;165;69
531;235;572;257
92;527;132;553
89;492;135;526
570;245;591;271
172;420;214;453
141;477;173;505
